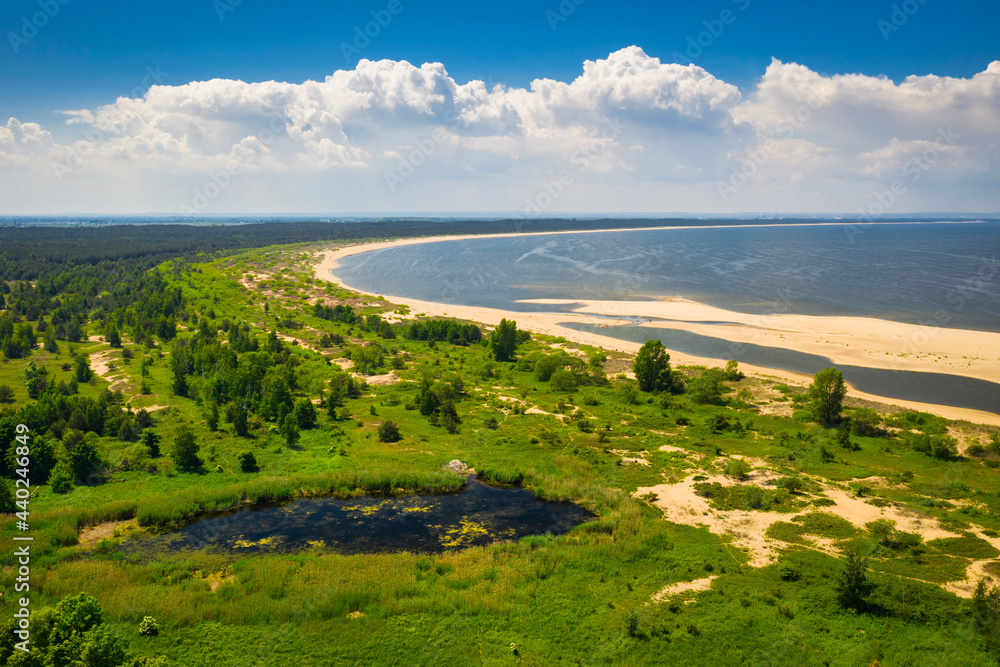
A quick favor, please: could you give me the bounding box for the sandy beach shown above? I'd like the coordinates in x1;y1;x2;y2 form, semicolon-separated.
312;229;1000;426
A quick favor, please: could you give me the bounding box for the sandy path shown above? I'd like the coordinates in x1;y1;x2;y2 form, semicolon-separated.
312;233;1000;426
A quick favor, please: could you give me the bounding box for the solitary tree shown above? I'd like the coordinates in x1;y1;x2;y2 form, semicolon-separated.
632;339;674;393
490;319;518;362
836;549;874;611
809;367;847;425
69;437;101;482
105;323;121;348
170;426;201;471
280;414;300;447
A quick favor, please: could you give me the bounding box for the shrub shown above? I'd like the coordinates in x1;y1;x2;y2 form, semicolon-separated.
776;477;804;494
688;370;726;405
726;459;751;481
378;420;402;443
138;616;159;637
238;452;259;473
170;426;201;471
49;465;75;494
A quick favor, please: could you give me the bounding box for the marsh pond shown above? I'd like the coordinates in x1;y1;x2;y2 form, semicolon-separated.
121;478;594;558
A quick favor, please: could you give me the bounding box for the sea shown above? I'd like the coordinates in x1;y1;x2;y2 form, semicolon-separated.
334;222;1000;414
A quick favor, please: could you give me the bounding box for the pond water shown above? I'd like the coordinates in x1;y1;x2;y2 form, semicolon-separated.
122;479;594;558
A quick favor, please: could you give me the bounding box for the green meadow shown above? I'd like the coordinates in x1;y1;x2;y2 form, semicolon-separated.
3;241;1000;666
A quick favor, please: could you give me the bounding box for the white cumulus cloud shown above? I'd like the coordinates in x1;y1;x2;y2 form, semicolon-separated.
0;48;997;215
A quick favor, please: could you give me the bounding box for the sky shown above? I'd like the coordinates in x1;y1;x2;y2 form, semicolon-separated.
0;0;998;216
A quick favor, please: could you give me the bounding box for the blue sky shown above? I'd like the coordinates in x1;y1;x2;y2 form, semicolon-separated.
1;0;998;214
3;0;997;133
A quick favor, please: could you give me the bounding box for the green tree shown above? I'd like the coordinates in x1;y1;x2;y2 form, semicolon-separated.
206;401;220;432
632;340;675;393
490;319;518;362
294;398;318;430
30;436;57;484
105;323;121;348
280;414;300;447
231;401;250;437
170;427;201;471
140;429;160;458
973;579;1000;656
74;355;93;383
439;402;460;434
836;549;873;611
809;367;847;425
81;625;131;667
0;478;13;513
52;593;103;644
69;437;100;482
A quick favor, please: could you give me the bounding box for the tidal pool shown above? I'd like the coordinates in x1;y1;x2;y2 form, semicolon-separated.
122;479;594;558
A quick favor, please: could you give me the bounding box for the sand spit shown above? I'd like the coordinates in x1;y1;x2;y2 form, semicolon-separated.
312;233;1000;426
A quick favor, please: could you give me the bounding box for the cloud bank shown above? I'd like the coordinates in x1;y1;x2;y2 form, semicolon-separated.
2;47;998;214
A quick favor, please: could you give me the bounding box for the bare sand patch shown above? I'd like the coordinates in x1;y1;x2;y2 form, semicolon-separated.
942;527;1000;598
638;471;962;570
78;518;138;549
275;332;319;353
359;372;401;386
637;474;789;567
818;485;959;541
650;576;717;603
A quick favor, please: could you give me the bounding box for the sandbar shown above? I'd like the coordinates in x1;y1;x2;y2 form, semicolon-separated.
312;228;1000;426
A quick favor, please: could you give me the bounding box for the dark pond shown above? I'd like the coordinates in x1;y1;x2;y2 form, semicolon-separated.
122;479;594;558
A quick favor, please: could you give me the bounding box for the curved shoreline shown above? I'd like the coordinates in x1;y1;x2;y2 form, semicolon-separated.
312;229;1000;426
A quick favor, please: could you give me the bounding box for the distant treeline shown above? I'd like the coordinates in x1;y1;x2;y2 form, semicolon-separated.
0;217;842;281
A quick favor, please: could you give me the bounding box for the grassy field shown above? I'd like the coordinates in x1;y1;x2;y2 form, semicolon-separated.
3;242;1000;665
